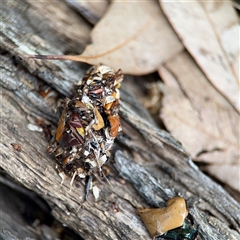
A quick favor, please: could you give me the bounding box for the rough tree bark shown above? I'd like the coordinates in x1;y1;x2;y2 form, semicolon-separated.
1;1;239;240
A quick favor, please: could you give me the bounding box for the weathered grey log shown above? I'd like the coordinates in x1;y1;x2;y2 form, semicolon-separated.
1;1;239;240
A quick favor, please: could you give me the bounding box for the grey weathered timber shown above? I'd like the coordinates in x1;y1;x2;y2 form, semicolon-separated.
1;1;239;240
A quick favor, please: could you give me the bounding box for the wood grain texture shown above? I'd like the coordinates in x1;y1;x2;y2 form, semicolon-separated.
1;1;239;239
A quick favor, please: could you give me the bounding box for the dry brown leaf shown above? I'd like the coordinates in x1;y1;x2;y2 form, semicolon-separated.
81;0;183;74
160;0;239;113
159;52;240;192
203;164;240;192
30;0;183;74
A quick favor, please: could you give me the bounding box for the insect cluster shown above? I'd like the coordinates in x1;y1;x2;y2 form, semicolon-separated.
47;65;123;195
138;197;198;240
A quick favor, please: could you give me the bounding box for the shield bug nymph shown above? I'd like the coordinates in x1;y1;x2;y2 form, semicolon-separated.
46;64;123;199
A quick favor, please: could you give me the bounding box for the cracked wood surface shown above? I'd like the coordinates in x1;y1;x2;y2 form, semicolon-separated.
1;1;240;239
